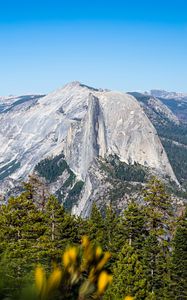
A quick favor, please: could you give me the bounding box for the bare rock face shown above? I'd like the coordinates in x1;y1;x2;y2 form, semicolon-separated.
0;82;178;215
64;87;177;183
64;93;107;179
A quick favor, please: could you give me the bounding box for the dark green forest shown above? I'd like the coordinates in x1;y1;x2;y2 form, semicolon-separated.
0;177;186;300
34;155;84;210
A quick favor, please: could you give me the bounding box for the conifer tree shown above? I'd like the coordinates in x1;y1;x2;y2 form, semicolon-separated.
142;234;170;299
39;195;65;261
143;177;173;239
171;206;187;300
122;200;148;251
0;193;46;287
103;205;119;251
142;178;173;299
87;203;105;246
105;243;148;300
40;195;80;263
22;174;49;210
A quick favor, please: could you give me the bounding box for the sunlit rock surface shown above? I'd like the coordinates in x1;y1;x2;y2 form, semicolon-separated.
0;82;178;214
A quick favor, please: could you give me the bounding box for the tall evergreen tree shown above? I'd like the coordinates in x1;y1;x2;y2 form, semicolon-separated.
143;177;173;239
39;195;66;261
122;200;148;251
40;195;80;263
103;205;119;251
22;174;49;210
105;243;148;300
171;206;187;300
0;193;46;290
142;178;173;299
87;203;105;246
142;234;171;299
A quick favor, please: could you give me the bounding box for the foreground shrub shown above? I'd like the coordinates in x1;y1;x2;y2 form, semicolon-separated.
0;236;112;300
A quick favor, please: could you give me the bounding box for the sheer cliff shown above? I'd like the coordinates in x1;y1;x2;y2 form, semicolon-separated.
0;82;178;215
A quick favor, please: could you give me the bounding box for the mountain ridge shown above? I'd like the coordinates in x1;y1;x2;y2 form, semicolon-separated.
0;82;184;215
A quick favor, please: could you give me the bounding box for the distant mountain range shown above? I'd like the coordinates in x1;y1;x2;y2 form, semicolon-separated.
0;83;186;216
149;89;187;101
145;90;187;123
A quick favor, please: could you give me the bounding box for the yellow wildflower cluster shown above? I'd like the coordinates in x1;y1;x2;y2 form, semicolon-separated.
34;236;112;299
80;236;112;296
35;265;62;299
63;246;77;267
97;271;113;295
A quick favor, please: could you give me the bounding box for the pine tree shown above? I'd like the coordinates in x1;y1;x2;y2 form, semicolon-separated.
142;234;171;299
87;203;105;246
171;206;187;300
142;178;173;299
103;205;119;250
40;195;80;264
143;177;173;239
22;174;49;210
0;193;46;291
122;200;148;250
39;195;65;261
105;243;148;300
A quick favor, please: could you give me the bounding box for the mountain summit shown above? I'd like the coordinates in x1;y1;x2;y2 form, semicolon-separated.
0;82;179;215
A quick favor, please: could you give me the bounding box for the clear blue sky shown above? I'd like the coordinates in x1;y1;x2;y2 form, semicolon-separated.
0;0;187;95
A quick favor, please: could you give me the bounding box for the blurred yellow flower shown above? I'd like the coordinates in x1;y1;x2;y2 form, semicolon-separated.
63;251;71;267
96;252;111;270
97;271;112;295
47;268;62;292
33;237;112;300
88;267;96;282
82;235;89;248
96;246;102;258
124;296;134;300
63;247;77;267
35;266;46;294
68;247;77;262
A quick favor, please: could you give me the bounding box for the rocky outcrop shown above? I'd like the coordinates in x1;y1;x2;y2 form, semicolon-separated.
0;82;178;214
64;93;107;179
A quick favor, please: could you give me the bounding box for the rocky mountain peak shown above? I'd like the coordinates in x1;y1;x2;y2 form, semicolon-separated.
0;82;180;215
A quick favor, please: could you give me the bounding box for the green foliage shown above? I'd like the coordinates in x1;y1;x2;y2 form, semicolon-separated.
142;178;174;299
0;176;183;299
35;153;70;183
162;139;187;183
35;154;84;210
62;170;76;188
63;180;84;210
130;91;187;186
0;193;46;292
87;204;105;246
143;177;173;237
68;180;84;197
156;122;187;146
22;174;49;209
151;117;187;184
171;207;187;299
106;155;147;183
105;244;148;300
0;237;112;300
142;234;171;299
102;205;120;254
122;201;148;250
